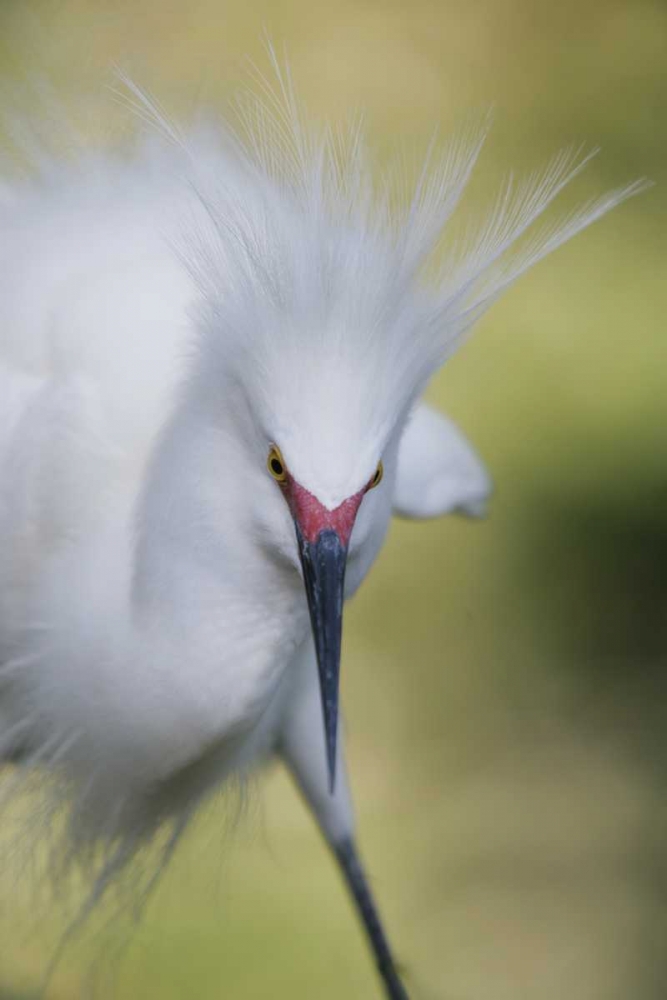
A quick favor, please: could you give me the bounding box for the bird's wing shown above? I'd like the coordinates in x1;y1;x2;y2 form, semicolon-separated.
393;402;492;519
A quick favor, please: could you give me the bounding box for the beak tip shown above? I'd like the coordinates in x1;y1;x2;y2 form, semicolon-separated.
327;743;337;795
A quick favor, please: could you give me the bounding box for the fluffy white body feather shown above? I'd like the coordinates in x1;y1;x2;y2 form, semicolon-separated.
0;68;643;990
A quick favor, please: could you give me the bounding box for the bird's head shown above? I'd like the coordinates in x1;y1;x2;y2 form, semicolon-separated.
186;169;438;792
202;329;411;793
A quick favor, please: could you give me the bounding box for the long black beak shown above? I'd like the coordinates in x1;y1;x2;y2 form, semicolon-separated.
296;525;347;794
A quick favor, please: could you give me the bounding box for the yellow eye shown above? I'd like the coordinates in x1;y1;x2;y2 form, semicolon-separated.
369;460;383;490
267;445;287;482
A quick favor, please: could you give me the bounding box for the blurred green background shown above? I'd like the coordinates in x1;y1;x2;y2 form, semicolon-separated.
0;1;665;998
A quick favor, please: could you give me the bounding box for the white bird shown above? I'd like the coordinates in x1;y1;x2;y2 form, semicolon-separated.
0;63;642;998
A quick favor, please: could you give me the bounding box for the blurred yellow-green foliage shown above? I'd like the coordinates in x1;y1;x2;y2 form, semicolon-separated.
0;1;665;998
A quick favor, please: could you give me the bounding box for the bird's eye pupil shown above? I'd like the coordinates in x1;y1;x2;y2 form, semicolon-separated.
267;447;287;482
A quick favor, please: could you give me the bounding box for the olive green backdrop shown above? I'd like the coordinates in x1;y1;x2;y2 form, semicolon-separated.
0;2;665;998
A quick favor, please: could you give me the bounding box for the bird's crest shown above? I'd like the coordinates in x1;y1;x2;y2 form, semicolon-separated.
111;50;646;418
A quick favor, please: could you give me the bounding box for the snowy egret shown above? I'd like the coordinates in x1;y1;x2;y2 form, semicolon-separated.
0;63;643;998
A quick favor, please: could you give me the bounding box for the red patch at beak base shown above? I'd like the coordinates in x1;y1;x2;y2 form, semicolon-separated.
283;479;364;547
